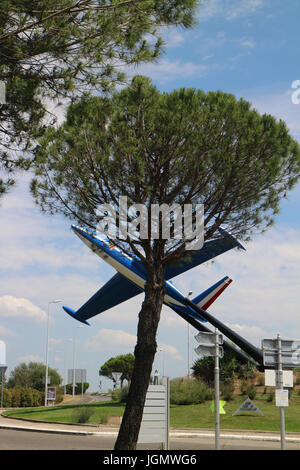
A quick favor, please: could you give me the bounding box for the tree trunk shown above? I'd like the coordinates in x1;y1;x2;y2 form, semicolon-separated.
114;256;165;450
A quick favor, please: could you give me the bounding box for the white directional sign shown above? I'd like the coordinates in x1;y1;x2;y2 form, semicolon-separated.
262;338;300;368
195;331;223;346
194;331;223;359
195;344;224;358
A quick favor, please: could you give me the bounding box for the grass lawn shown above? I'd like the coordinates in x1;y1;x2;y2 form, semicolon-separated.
4;391;300;432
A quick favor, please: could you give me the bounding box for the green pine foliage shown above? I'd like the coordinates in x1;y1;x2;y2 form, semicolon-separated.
0;0;199;195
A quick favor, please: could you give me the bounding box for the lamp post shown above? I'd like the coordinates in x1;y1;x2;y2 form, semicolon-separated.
44;300;62;407
158;347;165;377
72;325;83;398
187;291;193;378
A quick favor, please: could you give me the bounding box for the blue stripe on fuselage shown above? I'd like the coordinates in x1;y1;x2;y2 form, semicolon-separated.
71;225;197;312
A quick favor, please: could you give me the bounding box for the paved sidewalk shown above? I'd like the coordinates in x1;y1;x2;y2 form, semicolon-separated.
1;411;300;443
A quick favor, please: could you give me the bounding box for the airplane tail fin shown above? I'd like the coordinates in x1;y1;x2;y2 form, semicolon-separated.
192;276;232;311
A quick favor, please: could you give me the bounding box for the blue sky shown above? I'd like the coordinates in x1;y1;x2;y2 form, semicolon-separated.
1;0;300;393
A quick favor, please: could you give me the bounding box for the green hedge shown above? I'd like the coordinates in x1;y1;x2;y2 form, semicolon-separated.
2;387;43;408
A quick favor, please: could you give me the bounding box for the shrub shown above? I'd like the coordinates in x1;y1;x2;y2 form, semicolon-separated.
72;406;94;424
110;385;129;403
246;384;256;400
170;378;212;405
2;387;43;408
267;391;274;402
221;382;234;401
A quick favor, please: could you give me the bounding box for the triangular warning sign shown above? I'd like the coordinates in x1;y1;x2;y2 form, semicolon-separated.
232;397;264;416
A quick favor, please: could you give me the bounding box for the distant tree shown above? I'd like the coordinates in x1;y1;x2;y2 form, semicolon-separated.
65;382;89;395
7;362;62;392
99;354;135;387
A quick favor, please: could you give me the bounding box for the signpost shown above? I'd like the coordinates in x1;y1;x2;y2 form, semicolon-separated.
47;387;56;404
195;329;223;450
0;340;7;409
67;369;87;396
262;335;300;450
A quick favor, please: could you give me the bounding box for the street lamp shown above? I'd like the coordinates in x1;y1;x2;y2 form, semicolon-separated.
44;300;62;407
187;291;193;378
72;325;83;398
158;347;165;377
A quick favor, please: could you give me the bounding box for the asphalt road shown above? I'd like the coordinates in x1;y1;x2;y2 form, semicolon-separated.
1;427;300;451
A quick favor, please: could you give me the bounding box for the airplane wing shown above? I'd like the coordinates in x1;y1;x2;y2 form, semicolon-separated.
165;229;245;280
63;272;143;325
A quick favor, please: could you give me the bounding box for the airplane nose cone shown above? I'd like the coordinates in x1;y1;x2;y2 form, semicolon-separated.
71;224;95;243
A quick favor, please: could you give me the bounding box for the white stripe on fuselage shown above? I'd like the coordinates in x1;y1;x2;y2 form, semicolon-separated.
77;231;185;307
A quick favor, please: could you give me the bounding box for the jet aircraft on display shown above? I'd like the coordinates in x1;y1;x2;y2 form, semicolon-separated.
63;225;263;367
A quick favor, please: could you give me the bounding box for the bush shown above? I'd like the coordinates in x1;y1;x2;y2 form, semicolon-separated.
110;385;129;403
170;378;212;405
221;382;234;401
267;391;274;402
72;406;94;424
2;387;43;407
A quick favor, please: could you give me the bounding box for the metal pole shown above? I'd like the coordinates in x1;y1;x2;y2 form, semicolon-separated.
277;334;286;450
214;328;220;450
1;370;4;409
44;302;51;407
45;300;61;406
72;327;76;398
72;325;83;397
187;323;190;377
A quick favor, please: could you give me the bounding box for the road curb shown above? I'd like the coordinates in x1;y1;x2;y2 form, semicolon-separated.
1;422;300;443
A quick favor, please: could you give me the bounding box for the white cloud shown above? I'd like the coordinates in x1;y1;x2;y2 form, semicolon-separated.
131;58;213;84
240;39;255;48
158;343;183;361
247;88;300;141
197;0;264;22
18;354;44;364
85;328;136;353
0;325;15;337
0;296;47;322
226;0;263;20
85;328;182;362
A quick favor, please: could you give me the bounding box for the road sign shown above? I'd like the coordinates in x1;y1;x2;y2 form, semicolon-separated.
262;339;300;352
195;344;224;358
275;389;289;407
194;331;223;359
262;338;300;368
265;370;293;388
67;369;87;384
195;331;223;346
112;372;122;388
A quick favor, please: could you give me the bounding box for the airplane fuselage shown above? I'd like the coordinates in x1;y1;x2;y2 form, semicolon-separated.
72;225;206;321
